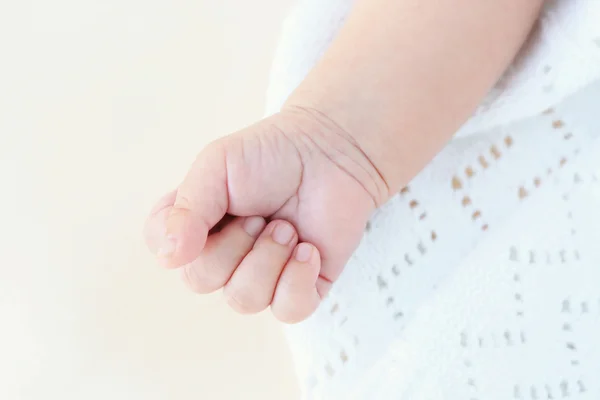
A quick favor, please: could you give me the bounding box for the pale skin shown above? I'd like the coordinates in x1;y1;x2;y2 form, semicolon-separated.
144;0;545;323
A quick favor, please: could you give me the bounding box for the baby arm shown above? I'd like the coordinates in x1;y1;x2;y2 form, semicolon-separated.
286;0;545;198
145;0;544;323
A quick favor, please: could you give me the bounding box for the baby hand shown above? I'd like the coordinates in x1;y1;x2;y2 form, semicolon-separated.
144;108;386;323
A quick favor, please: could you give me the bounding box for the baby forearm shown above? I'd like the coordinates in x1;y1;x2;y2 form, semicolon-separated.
286;0;544;196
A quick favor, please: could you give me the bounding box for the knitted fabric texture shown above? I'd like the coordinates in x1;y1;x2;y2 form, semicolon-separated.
264;1;600;398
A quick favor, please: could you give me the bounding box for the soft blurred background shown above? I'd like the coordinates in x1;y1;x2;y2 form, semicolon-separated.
0;1;300;399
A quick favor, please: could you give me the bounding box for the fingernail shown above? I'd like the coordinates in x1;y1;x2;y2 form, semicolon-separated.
272;222;295;245
295;243;313;263
243;216;265;237
157;234;177;258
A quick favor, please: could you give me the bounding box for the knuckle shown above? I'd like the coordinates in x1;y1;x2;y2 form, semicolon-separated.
271;305;306;325
181;264;221;294
172;195;193;213
223;286;266;315
274;277;302;295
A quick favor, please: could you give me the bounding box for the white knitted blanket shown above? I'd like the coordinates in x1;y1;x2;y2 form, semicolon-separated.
265;1;600;399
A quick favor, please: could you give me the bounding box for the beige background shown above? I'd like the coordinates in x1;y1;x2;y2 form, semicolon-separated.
0;1;300;399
